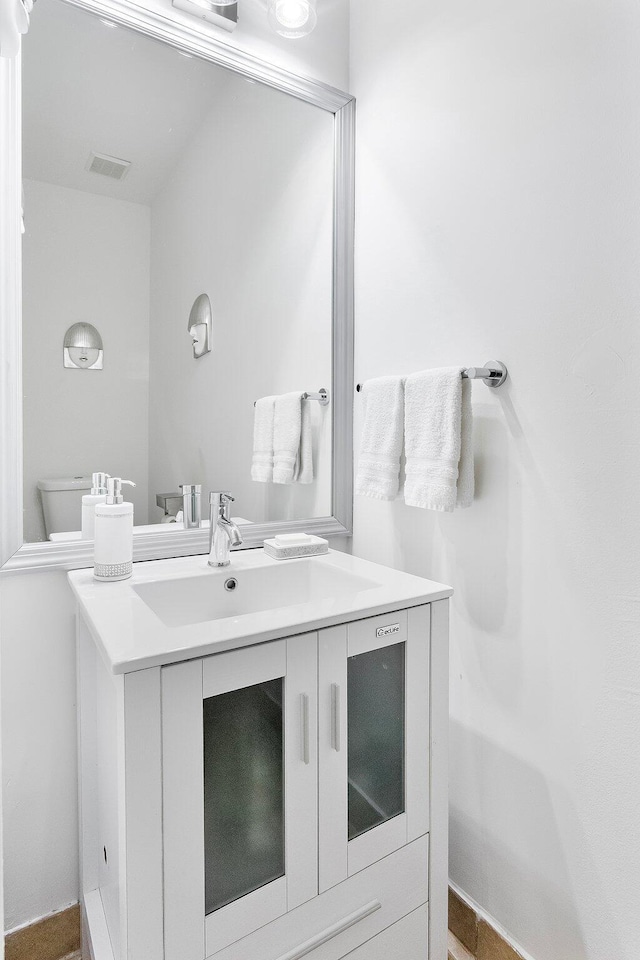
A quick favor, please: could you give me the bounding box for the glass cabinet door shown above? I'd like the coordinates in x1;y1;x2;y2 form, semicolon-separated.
162;634;318;960
319;607;431;892
347;642;405;841
203;678;285;915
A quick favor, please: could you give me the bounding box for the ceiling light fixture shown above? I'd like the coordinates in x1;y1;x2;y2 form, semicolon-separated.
267;0;317;38
172;0;237;32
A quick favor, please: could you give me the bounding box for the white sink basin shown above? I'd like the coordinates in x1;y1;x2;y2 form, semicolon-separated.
133;562;379;628
68;548;452;674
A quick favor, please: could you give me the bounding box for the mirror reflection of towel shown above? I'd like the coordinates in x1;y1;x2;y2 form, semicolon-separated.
251;395;276;483
273;392;313;484
252;393;313;484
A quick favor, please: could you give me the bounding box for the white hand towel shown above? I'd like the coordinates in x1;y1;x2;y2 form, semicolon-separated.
456;377;474;508
404;367;474;511
273;392;303;484
297;398;314;484
251;395;276;483
355;375;405;500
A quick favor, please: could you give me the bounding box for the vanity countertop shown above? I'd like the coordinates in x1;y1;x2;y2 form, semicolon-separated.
68;548;452;675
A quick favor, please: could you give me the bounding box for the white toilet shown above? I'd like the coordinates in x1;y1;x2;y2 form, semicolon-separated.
37;476;91;539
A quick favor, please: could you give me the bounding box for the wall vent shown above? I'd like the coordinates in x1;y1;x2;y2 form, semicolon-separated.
86;151;131;181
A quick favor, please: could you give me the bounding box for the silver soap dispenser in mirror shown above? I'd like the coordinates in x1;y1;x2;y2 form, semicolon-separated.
81;471;110;540
187;294;212;359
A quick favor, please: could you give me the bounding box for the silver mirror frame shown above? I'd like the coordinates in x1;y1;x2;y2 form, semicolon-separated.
0;0;354;572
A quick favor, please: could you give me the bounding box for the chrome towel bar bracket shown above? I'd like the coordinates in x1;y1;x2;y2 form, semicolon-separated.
356;361;507;392
302;388;330;405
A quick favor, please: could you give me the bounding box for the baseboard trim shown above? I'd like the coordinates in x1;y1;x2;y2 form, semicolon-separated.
448;930;475;960
5;904;81;960
449;884;535;960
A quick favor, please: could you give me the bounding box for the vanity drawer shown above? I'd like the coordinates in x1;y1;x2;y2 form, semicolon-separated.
333;904;428;960
207;835;429;960
347;609;409;655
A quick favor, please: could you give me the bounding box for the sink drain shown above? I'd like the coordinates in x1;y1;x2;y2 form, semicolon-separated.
224;577;238;592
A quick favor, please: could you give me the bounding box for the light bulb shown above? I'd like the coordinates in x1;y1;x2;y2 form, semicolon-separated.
276;0;308;28
267;0;317;38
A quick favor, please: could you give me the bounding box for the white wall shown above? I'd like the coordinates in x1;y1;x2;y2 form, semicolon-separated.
349;2;640;959
1;3;349;934
22;179;150;540
148;79;333;524
1;572;78;931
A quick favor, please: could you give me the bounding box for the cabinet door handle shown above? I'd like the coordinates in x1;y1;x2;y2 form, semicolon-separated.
331;682;341;752
275;899;381;960
300;693;310;765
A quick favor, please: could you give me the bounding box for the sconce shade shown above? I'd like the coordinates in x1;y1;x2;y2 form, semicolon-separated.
64;322;103;352
267;0;317;38
63;322;104;369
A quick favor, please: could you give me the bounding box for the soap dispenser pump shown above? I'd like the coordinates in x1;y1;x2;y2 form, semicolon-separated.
81;471;110;540
94;477;136;581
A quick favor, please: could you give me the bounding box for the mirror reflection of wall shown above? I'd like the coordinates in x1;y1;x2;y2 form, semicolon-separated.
21;0;334;543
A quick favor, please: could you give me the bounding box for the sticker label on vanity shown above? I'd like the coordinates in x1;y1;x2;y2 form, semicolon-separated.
376;623;400;638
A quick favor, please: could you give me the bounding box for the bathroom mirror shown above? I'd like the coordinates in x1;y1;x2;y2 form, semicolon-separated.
1;0;353;569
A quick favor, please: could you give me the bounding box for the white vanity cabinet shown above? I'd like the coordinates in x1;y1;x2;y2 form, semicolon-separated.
72;551;451;960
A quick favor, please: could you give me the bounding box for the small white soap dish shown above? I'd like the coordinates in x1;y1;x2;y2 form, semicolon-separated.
264;533;329;560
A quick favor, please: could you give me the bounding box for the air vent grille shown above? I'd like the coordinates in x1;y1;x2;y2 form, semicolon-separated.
86;152;131;181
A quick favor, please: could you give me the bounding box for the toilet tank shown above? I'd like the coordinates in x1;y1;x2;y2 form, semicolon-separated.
37;476;91;539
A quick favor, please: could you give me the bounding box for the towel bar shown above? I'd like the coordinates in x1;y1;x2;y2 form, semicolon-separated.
356;361;507;392
254;388;330;407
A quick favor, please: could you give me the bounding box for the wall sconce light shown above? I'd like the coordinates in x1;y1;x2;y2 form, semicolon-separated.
188;293;212;359
267;0;317;38
63;322;104;369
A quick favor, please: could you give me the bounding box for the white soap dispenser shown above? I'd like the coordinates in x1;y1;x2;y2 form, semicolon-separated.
94;477;136;581
81;472;110;540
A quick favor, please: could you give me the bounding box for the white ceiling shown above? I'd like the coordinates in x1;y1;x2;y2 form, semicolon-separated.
22;0;247;204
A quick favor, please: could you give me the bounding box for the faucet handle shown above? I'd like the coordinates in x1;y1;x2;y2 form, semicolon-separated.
209;491;235;521
209;491;234;505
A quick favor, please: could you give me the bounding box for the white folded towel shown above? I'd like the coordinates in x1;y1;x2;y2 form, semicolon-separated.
355;375;405;500
404;367;474;511
297;398;313;484
251;395;276;483
456;377;474;508
273;392;313;484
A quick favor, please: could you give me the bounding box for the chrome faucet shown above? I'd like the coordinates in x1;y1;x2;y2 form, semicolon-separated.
208;492;243;567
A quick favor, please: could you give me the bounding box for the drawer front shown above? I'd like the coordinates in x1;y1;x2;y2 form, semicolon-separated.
334;904;428;960
207;835;429;960
347;609;409;656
